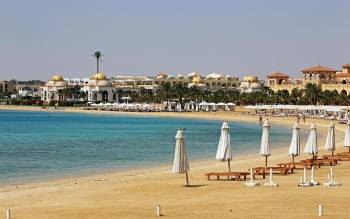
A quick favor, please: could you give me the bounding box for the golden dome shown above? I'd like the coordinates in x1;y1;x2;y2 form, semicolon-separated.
244;76;257;82
52;75;64;81
90;72;107;80
192;75;202;83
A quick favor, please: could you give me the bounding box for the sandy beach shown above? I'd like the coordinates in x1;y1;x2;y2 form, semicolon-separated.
0;105;349;218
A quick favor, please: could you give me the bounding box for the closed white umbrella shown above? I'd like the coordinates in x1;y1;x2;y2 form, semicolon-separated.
288;123;300;164
304;123;318;159
324;121;336;155
260;119;271;167
172;128;190;186
216;121;232;172
344;120;350;152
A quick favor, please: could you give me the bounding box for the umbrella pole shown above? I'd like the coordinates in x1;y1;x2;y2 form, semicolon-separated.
265;156;268;168
185;171;189;186
292;155;295;165
228;160;231;173
332;150;334;156
349;147;350;153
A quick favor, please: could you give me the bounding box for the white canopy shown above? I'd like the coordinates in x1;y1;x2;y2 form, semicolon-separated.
344;120;350;148
216;121;232;161
324;122;336;152
288;123;300;157
260;120;271;156
172;129;189;173
304;123;318;155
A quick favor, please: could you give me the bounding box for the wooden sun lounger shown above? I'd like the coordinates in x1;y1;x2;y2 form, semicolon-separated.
252;166;290;179
300;158;337;167
205;172;250;181
322;155;350;161
276;162;307;173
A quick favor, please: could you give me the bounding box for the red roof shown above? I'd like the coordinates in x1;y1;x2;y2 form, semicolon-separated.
342;63;350;68
302;65;337;73
267;71;289;78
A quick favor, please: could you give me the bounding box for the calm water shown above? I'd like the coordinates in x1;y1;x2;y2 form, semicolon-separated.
0;110;295;184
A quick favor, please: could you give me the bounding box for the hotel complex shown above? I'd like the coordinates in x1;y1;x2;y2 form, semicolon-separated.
267;64;350;95
2;63;350;103
39;72;263;103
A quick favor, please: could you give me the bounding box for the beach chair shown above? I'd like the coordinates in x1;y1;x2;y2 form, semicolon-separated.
205;172;250;181
251;166;291;179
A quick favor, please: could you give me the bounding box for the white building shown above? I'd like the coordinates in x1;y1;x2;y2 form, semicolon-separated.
41;75;67;102
239;76;263;93
41;73;117;103
82;72;116;102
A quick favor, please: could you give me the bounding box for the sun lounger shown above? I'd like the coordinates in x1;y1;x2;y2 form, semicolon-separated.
252;166;291;179
276;162;306;173
205;172;250;181
323;155;350;161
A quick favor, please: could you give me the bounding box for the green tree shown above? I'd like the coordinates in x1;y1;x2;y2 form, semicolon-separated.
93;51;103;73
304;83;322;105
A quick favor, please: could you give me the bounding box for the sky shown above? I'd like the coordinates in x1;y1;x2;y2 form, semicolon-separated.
1;0;350;80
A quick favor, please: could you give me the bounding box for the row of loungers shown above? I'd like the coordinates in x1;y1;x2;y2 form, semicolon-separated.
205;152;350;181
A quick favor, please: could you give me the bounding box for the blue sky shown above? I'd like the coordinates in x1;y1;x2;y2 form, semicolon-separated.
1;0;350;80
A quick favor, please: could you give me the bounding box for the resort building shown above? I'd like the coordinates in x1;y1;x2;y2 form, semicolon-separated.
0;80;16;95
82;72;116;102
41;75;68;102
112;72;240;92
238;76;263;93
41;73;117;103
39;71;255;103
267;64;350;95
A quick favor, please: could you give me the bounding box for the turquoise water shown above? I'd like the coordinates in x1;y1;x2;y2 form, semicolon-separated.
0;110;294;184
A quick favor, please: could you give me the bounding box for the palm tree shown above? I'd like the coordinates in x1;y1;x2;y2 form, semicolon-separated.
304;83;322;105
93;51;103;73
162;82;172;107
175;83;185;108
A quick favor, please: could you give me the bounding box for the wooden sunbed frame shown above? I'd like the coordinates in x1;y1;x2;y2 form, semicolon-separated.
251;166;291;179
205;172;250;181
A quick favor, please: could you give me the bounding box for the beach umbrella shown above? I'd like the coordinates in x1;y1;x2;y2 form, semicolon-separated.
288;123;300;164
260;119;271;168
172;128;190;186
304;123;318;159
344;120;350;152
324;121;336;155
216;121;232;172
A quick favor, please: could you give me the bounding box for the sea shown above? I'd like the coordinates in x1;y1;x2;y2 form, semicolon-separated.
0;110;298;184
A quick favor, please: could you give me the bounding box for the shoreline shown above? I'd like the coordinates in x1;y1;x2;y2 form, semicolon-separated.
1;105;349;218
0;105;299;187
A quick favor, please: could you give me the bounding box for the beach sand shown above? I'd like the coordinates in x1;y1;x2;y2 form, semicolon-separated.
0;105;349;218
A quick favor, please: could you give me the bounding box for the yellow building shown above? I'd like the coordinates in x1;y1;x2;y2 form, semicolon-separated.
267;64;350;95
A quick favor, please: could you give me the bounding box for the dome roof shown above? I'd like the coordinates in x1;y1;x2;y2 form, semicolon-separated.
52;75;64;81
90;72;107;80
244;76;257;82
187;72;200;77
206;72;224;79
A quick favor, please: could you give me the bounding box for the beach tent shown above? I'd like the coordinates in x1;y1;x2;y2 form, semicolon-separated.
344;120;350;152
288;123;300;164
216;121;232;172
304;123;318;159
260;119;271;167
325;122;336;155
172;128;190;186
